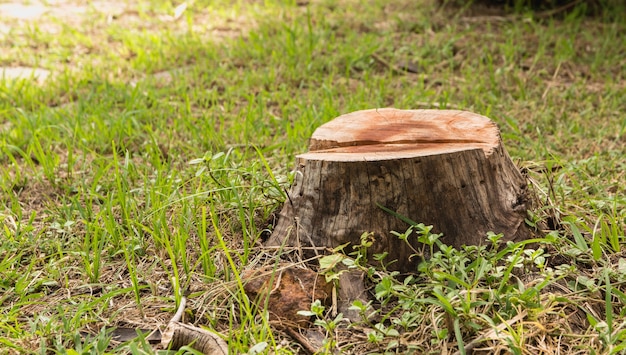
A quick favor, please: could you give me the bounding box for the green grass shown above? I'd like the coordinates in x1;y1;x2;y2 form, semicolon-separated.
1;0;625;353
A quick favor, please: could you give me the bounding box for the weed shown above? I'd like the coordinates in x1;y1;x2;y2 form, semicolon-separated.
0;0;624;353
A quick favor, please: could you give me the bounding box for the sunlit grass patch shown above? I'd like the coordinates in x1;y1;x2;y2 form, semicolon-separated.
0;0;625;353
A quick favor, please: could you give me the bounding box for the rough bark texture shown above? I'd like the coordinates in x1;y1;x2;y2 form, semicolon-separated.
267;108;531;273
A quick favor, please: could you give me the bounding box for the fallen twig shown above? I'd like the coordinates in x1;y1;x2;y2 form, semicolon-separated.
534;0;584;18
371;53;421;75
285;327;317;355
161;295;229;355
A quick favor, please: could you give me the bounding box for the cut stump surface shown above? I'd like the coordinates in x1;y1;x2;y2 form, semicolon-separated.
267;108;531;273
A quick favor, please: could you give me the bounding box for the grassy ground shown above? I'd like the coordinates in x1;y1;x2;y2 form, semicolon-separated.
1;0;625;353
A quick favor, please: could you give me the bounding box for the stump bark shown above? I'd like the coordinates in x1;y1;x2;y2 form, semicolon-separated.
267;108;531;273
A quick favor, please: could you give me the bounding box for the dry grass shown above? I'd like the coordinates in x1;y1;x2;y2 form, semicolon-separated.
1;0;625;353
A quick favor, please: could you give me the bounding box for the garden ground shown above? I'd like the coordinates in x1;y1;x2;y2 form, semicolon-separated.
1;0;625;353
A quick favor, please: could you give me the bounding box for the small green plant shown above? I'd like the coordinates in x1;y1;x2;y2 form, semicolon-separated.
1;0;625;352
298;300;344;353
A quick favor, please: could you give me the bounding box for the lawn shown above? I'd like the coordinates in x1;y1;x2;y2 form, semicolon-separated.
1;0;625;353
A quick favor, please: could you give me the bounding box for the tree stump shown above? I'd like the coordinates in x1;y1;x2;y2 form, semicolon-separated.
267;108;531;273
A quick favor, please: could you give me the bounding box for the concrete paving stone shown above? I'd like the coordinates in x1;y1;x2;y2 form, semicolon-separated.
1;66;51;84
